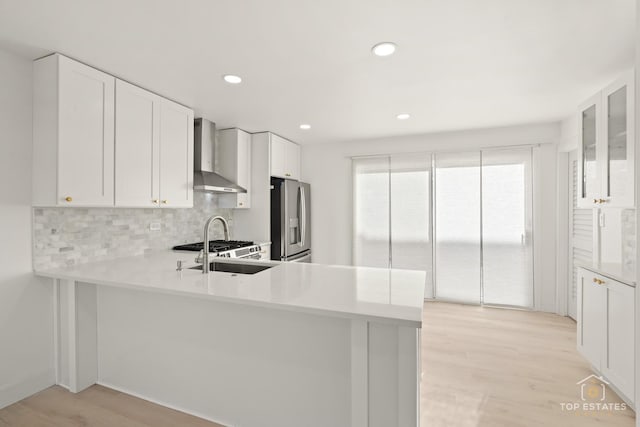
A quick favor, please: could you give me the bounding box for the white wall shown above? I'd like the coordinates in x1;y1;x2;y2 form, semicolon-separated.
301;122;561;312
635;0;640;423
0;49;54;408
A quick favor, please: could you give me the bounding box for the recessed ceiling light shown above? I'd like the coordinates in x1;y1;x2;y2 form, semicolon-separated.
223;74;242;84
299;124;311;130
372;42;397;57
396;113;411;120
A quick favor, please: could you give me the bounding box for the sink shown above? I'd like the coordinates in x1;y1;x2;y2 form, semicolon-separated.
190;261;273;275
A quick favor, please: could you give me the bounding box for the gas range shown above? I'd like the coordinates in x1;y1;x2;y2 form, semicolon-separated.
172;240;263;259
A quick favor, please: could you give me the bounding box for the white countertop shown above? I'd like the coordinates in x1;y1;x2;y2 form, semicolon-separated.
576;262;636;287
36;251;425;327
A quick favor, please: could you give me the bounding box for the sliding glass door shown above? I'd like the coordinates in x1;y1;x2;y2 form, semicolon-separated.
481;148;534;307
353;154;433;296
433;152;482;303
390;154;433;297
352;147;533;309
353;157;390;268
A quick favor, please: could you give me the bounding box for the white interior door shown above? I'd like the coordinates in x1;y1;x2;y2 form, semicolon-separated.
569;150;594;320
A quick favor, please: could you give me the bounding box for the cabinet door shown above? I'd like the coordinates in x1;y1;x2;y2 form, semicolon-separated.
58;56;115;206
115;80;160;207
576;269;605;369
603;280;635;402
236;130;251;208
602;71;635;207
270;134;287;178
285;141;301;180
577;94;602;208
159;99;194;208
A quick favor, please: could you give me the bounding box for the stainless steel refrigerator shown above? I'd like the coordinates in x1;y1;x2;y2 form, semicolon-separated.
271;178;311;262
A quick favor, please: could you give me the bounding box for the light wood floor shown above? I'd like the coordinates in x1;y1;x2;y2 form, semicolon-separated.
422;301;635;427
0;385;224;427
0;302;635;426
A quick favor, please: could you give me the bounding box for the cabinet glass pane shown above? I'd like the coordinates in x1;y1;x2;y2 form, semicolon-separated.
390;154;433;298
353;157;390;267
434;152;481;303
607;86;627;198
481;148;534;308
582;104;597;199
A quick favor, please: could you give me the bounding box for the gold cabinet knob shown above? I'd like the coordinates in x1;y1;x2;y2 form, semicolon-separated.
64;196;73;202
285;173;291;177
592;278;598;283
599;199;606;204
593;199;598;204
152;199;159;204
593;278;605;285
239;202;243;206
161;200;168;204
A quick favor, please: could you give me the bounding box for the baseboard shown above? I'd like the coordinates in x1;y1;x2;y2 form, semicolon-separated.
97;381;234;427
0;370;55;409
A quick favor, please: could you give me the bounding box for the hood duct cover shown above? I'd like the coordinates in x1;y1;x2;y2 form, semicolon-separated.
193;171;246;193
193;118;247;193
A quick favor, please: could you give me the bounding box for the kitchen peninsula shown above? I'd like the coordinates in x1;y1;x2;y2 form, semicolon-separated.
36;251;425;427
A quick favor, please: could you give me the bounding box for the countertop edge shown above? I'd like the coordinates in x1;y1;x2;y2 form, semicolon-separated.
576;264;636;287
35;271;423;329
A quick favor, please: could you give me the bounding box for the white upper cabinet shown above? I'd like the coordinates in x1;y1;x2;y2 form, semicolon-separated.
217;128;252;209
577;94;601;208
577;70;635;208
270;134;287;178
285;141;301;180
33;54;115;206
270;133;300;180
115;80;159;207
158;98;194;208
116;80;193;208
602;72;634;207
34;54;193;208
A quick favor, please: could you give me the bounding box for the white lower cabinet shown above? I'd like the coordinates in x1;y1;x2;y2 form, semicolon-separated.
602;279;635;401
577;267;635;403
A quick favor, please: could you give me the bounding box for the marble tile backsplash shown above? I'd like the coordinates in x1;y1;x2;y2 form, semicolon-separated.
32;193;233;270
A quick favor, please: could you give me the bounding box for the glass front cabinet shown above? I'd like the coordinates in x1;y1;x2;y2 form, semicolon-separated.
577;71;635;208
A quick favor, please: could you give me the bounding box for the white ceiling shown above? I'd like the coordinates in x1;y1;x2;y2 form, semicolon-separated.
0;0;635;144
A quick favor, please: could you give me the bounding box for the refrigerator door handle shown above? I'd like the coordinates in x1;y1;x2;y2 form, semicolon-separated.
300;185;306;247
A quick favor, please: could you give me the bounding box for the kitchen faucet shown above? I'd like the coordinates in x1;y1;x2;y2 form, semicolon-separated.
201;215;230;274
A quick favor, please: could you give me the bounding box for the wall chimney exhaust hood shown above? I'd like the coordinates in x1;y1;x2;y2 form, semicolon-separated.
193;118;247;193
